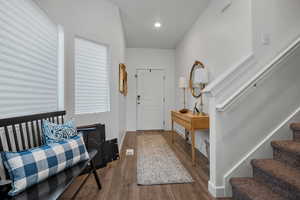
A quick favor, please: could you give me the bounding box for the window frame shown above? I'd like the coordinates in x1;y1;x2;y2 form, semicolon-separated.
74;36;112;115
0;0;65;118
57;25;65;111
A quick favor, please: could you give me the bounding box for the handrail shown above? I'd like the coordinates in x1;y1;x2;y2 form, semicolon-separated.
216;36;300;112
202;53;255;96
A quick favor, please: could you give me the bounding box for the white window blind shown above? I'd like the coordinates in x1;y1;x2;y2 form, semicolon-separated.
75;38;110;114
0;0;61;118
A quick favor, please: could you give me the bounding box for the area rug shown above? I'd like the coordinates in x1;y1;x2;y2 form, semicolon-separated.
137;134;194;185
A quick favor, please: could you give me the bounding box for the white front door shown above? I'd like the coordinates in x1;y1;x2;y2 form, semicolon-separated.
137;69;165;130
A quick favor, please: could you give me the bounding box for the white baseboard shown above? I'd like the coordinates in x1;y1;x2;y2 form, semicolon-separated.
208;180;225;198
222;105;300;197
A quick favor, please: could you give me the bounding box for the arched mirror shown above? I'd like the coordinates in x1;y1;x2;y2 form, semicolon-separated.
189;61;207;98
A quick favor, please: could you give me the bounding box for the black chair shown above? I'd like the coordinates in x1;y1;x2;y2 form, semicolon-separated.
0;111;101;200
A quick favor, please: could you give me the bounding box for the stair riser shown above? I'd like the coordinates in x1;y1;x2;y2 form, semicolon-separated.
232;188;252;200
293;131;300;142
253;166;300;200
273;147;300;169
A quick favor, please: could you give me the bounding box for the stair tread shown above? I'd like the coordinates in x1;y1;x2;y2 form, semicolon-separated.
252;159;300;189
271;140;300;154
230;177;285;200
290;123;300;131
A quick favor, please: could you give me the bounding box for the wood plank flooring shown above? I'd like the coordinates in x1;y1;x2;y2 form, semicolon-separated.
60;131;231;200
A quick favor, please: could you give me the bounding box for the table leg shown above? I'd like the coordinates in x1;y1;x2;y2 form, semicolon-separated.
191;129;196;166
185;129;189;141
171;120;174;143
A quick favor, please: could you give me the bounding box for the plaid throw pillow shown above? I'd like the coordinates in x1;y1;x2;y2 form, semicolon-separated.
1;134;89;196
42;119;77;144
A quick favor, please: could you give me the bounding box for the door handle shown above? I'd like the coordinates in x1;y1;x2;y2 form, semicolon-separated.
137;95;141;104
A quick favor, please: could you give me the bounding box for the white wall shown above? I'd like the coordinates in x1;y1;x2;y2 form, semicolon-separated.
198;0;300;197
36;0;127;144
253;0;300;66
126;48;175;131
213;40;300;197
218;0;300;196
174;0;252;156
175;0;300;197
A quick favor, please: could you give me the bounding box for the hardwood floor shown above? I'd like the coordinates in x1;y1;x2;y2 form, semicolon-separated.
60;131;231;200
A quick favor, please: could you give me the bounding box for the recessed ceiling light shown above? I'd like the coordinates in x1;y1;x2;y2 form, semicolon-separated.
154;22;162;28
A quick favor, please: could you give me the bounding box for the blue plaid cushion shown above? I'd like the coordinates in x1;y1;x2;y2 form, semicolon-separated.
1;134;89;196
42;119;77;144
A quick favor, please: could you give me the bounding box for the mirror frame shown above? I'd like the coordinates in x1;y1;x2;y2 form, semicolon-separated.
189;60;205;98
119;63;128;96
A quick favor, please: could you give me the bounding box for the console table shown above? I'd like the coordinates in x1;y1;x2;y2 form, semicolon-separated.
171;110;209;166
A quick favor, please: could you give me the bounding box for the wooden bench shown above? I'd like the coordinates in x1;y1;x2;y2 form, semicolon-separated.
0;111;101;200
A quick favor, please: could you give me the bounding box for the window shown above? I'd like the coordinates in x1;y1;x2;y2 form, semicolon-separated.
75;38;110;114
0;0;63;118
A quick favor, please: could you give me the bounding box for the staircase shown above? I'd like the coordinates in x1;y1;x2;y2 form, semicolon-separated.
230;123;300;200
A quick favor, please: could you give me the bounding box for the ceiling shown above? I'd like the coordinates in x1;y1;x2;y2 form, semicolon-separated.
109;0;209;49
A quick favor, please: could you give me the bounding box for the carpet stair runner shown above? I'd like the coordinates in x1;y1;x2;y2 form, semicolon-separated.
230;123;300;200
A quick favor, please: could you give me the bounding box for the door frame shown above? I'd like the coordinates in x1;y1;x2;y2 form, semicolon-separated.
135;67;166;131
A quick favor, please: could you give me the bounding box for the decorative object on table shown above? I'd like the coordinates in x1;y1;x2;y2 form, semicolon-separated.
119;63;128;96
189;60;209;115
42;119;77;144
1;134;89;196
178;76;189;113
193;102;200;114
137;134;193;185
179;108;189;114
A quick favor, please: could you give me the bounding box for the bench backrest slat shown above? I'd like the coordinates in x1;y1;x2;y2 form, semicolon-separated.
25;122;32;149
19;123;26;150
3;126;12;151
11;124;20;152
0;111;66;180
